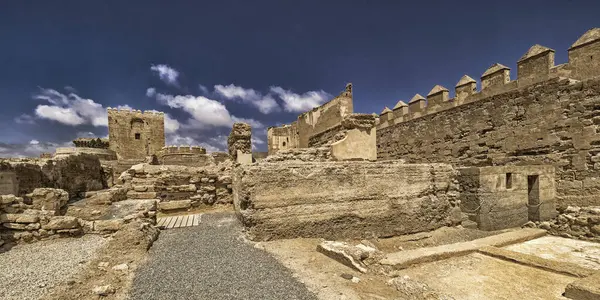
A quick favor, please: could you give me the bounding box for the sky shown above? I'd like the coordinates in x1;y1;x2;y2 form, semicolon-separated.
0;0;599;157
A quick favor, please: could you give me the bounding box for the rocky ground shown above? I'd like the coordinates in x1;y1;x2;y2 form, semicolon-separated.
0;235;108;300
130;212;316;300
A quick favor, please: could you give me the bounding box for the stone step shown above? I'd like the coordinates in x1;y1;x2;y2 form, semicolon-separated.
379;228;547;271
132;185;155;192
127;191;157;199
158;200;192;212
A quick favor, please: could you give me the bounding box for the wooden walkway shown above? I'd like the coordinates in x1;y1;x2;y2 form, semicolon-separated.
157;214;202;229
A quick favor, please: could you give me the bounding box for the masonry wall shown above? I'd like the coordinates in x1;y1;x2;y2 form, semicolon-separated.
156;146;210;167
107;108;165;160
233;161;461;241
376;28;600;208
267;84;354;154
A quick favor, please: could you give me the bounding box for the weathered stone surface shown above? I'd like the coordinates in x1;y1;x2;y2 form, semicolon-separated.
107;108;165;160
3;222;40;230
376;76;600;208
0;154;104;198
43;216;80;230
233;161;460;241
0;213;39;224
158;200;191;211
94;219;125;232
387;276;455;300
228;123;252;159
27;188;69;214
317;241;384;273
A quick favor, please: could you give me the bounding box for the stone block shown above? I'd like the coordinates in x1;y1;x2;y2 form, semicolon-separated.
94;219;125;232
158;200;192;211
0;213;39;224
3;222;40;230
42;216;80;230
27;188;69;214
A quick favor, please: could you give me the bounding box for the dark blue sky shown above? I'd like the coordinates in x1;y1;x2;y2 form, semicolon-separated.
0;0;598;156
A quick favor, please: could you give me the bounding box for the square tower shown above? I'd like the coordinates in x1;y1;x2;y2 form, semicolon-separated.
107;108;165;160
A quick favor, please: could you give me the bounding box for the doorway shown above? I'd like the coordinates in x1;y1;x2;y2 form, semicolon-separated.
527;175;540;221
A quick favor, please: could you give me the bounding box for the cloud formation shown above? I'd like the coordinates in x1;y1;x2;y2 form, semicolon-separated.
0;140;72;158
32;88;130;127
150;64;179;86
270;86;331;113
214;84;280;114
154;92;263;130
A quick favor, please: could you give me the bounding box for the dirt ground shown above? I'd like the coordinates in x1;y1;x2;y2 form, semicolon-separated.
254;226;508;300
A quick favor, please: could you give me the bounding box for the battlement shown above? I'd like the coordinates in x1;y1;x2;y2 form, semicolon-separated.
157;145;207;155
376;27;600;131
106;107;165;118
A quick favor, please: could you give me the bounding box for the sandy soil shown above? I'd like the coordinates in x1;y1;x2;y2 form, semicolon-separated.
255;237;400;300
505;236;600;270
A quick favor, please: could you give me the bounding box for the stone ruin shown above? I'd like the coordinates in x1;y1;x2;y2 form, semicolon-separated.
1;27;600;300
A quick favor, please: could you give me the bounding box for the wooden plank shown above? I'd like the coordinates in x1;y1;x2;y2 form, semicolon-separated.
193;214;201;226
166;216;177;229
157;217;168;227
185;215;194;227
182;215;190;227
174;216;184;228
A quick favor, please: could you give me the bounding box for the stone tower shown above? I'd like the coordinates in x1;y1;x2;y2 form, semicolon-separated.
107;108;165;160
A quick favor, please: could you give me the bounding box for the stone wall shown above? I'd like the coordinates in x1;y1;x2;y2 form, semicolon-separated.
156;145;211;167
118;163;233;212
378;76;600;208
527;206;600;243
0;154;105;198
107;108;165;160
458;165;556;230
233;161;461;241
267;83;353;154
54;147;118;161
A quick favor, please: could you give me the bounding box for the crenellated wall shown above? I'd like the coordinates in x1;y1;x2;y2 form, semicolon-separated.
376;27;600;208
107;108;165;160
156;145;210;167
267;83;353;155
376;29;600;132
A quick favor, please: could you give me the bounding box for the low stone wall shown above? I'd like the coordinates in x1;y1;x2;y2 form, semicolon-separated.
233;161;461;241
0;187;156;246
527;206;600;242
54;147;117;161
118;163;234;212
0;153;105;198
262;147;333;162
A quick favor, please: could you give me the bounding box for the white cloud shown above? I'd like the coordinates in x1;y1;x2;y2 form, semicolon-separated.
32;87;129;127
270;86;331;113
164;113;180;134
146;87;156;97
29;139;39;145
214;84;280;114
0;140;72;158
155;92;263;130
151;64;179;86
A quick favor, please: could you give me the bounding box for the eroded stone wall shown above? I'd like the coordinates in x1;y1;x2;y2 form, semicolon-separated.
233;161;461;241
0;154;105;198
378;77;600;208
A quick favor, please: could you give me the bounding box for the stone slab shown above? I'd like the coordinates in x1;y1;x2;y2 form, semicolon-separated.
380;228;547;270
564;271;600;300
504;236;600;271
478;246;596;278
158;200;191;211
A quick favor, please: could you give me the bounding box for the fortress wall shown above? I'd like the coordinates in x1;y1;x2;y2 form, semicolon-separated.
268;84;354;154
375;28;600;208
107;108;165;160
156;145;212;167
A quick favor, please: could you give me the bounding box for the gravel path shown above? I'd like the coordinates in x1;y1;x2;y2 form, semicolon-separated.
0;235;108;300
131;212;317;300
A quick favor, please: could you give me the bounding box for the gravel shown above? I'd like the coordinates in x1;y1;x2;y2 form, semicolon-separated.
0;235;108;300
131;212;317;300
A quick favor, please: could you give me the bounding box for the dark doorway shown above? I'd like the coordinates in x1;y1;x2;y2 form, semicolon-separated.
527;175;540;221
